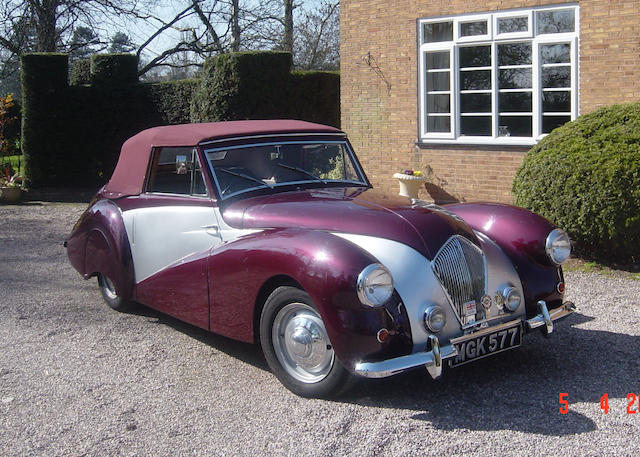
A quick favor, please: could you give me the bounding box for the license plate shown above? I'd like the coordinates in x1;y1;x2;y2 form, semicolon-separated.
449;323;522;367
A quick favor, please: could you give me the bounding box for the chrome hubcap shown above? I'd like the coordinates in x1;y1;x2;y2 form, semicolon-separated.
100;275;118;300
272;303;334;383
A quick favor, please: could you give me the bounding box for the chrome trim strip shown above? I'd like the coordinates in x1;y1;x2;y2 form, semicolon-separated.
199;132;347;146
526;301;576;333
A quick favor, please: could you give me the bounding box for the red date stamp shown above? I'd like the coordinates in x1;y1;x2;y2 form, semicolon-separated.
559;393;640;414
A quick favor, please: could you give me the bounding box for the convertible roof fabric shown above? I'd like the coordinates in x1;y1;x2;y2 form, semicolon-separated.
102;120;342;198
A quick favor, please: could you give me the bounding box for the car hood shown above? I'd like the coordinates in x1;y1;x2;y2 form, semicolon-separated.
221;187;477;260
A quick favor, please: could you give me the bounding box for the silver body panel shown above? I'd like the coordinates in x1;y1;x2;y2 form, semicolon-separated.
122;205;262;284
334;231;526;352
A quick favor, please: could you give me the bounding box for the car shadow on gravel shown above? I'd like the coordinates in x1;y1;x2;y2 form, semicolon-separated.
334;312;639;436
126;303;269;371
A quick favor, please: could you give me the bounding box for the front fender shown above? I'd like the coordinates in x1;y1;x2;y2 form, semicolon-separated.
445;202;564;316
66;199;135;300
207;228;412;370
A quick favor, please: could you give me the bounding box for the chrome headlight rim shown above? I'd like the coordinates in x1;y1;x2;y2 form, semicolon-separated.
545;228;572;265
356;263;394;308
424;305;447;333
501;286;521;312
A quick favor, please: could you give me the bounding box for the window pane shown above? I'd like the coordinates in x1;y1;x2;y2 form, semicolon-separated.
497;16;528;34
542;115;571;133
461;93;492;113
541;44;570;64
543;91;571;112
536;9;575;34
498;43;531;66
461;116;492;136
499;92;532;112
542;67;570;88
147;147;194;195
460;46;491;67
427;116;451;132
426;72;450;91
424;22;453;42
499;116;532;136
499;68;532;89
427;94;450;113
460;70;491;90
426;52;450;69
460;21;487;37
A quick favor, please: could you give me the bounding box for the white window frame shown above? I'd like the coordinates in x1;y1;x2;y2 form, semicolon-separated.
418;4;579;146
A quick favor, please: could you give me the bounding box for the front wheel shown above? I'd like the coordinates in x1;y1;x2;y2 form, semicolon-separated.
259;286;355;398
97;274;133;312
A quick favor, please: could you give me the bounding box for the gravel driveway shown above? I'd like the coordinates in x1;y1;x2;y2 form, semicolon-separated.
1;202;639;456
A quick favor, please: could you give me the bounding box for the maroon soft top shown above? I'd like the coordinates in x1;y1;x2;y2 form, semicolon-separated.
102;120;342;198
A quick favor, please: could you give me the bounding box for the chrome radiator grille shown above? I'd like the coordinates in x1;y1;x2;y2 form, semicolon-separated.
432;235;486;325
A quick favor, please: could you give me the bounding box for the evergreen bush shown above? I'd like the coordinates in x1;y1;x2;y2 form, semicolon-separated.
513;103;640;265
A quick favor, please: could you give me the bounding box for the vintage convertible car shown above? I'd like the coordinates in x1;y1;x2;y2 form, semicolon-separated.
66;120;576;397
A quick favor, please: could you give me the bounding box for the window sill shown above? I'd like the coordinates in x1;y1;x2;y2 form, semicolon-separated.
416;136;538;148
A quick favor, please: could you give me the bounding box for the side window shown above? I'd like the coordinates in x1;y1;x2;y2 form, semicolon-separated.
146;147;208;196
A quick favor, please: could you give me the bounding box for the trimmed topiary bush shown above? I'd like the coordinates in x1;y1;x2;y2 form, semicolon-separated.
70;59;91;85
289;71;340;127
91;54;138;85
191;51;292;122
513;103;640;265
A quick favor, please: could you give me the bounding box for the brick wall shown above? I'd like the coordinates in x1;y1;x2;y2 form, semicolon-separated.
341;0;640;203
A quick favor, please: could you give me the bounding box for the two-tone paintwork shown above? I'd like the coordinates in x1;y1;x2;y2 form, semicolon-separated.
66;121;569;376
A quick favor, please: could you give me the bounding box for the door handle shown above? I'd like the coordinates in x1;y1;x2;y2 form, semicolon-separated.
201;224;221;237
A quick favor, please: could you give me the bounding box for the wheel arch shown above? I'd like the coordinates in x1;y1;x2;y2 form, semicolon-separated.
253;275;303;344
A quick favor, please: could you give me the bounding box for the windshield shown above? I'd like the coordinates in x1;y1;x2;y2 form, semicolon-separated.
205;141;367;199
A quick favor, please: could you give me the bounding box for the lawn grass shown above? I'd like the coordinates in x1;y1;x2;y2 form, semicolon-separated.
0;154;24;175
564;258;639;280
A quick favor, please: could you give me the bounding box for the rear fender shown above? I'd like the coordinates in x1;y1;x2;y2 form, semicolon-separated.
66;199;135;300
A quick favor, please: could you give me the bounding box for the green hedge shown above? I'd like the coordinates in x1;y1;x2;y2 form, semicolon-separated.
289;71;340;127
191;51;292;122
70;59;91;85
21;53;69;187
90;54;138;85
21;53;195;187
21;51;340;188
513;103;640;265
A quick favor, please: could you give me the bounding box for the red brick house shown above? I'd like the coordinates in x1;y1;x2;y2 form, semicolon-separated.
340;1;640;203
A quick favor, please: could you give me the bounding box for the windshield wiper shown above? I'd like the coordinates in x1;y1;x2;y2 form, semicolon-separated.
217;167;274;189
276;163;327;184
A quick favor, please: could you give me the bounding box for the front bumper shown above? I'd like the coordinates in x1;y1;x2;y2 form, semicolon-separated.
353;300;576;379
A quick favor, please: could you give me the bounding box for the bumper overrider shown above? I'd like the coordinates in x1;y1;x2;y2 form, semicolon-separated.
354;300;576;379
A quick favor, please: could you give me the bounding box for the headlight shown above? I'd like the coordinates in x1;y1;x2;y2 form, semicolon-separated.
501;286;521;312
357;263;394;307
546;228;571;265
424;305;447;332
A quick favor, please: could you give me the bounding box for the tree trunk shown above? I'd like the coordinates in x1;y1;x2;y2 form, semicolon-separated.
283;0;293;52
231;0;241;52
33;0;59;52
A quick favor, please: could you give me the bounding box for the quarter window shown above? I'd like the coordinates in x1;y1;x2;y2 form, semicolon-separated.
418;5;578;145
146;147;208;196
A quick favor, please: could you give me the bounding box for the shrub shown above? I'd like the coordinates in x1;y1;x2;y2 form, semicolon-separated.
0;93;20;156
513;103;640;265
70;59;91;85
21;53;69;187
289;71;340;127
191;51;292;122
91;54;138;85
